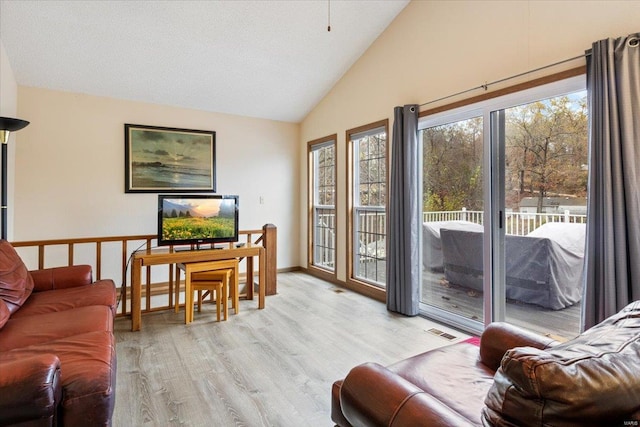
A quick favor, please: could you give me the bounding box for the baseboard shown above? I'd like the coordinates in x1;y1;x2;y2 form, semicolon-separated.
299;266;386;303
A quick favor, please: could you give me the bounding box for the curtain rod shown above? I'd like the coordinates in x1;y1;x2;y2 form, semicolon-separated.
419;53;588;108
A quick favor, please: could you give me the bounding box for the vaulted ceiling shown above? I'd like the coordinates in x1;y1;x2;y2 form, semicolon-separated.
0;0;409;123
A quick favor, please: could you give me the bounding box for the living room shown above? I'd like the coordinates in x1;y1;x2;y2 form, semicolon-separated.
1;1;640;426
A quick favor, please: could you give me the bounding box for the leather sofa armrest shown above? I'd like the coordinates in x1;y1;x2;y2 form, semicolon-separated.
340;362;476;427
479;322;560;371
0;354;61;426
30;265;93;292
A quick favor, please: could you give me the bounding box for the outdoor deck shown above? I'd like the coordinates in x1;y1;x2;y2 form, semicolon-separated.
359;258;581;340
422;269;581;339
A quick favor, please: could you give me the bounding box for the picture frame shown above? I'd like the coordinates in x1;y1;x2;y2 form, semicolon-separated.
125;124;216;193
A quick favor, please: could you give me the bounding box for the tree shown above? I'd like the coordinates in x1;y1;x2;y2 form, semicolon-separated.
422;117;483;212
505;95;587;212
421;93;587;215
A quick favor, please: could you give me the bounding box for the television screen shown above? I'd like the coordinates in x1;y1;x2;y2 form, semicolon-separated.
157;194;239;246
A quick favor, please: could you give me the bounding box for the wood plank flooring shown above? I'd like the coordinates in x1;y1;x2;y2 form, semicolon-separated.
113;271;468;427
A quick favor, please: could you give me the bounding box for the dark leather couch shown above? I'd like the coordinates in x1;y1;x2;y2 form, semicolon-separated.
0;240;117;426
332;301;640;426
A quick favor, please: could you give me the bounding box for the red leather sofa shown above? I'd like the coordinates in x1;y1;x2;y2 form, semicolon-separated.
0;240;117;426
332;302;640;426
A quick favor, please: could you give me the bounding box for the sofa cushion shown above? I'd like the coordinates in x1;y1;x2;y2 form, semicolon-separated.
388;342;495;425
0;240;34;314
10;279;116;318
1;330;116;426
0;299;9;329
0;305;114;351
483;300;640;427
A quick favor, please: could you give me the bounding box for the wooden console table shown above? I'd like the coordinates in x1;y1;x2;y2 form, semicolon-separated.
130;244;265;331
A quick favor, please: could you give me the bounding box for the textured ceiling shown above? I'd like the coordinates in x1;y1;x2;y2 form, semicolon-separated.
0;0;409;123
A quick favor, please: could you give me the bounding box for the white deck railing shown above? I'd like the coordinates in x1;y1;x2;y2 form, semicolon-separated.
313;208;587;269
422;208;586;235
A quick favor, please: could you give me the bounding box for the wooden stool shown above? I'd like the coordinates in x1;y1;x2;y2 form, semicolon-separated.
192;277;225;322
192;263;240;316
175;259;239;323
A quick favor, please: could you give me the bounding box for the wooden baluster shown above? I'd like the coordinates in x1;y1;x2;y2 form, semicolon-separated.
263;224;277;295
38;245;45;269
68;243;74;267
96;242;102;281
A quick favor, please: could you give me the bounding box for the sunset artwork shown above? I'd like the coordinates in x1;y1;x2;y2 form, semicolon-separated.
125;124;216;192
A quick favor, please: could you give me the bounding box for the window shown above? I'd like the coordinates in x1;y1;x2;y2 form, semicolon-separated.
308;135;336;273
347;121;388;288
419;74;587;339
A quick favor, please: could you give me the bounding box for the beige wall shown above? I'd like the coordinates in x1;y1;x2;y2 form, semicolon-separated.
15;86;300;270
300;0;640;281
0;39;19;241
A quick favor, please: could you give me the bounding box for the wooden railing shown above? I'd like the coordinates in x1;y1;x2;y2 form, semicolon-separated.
11;224;277;316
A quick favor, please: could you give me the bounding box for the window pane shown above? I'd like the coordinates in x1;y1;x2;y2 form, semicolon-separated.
420;116;485;324
355;208;386;283
353;129;387;286
312;143;335;271
314;207;335;269
503;91;587;338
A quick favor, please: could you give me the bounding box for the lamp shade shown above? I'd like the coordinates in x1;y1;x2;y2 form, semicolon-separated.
0;117;30;144
0;117;30;132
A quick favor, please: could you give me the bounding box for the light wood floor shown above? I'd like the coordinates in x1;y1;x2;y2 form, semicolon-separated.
113;271;468;427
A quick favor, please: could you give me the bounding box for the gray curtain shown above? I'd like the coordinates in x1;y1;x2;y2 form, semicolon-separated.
582;33;640;330
387;104;420;315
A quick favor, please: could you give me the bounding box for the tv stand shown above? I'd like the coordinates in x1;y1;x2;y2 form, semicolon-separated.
131;243;266;331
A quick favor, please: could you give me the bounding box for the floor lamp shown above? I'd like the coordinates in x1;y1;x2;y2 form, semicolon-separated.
0;117;30;240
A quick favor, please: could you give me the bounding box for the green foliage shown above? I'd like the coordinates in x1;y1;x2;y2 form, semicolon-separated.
505;94;588;211
162;217;235;240
422;116;484;212
421;93;587;214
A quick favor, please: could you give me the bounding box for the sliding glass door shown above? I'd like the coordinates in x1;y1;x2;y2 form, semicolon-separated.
419;76;587;338
500;90;587;338
419;113;485;331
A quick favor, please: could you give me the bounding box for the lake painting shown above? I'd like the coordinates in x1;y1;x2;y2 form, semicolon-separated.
125;124;216;193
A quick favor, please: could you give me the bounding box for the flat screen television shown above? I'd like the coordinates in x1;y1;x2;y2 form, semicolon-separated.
157;194;239;247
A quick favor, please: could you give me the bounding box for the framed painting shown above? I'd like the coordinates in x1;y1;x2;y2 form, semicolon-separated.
125;124;216;193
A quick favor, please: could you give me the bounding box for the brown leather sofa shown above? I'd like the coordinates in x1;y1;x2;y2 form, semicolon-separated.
332;301;640;426
0;240;117;426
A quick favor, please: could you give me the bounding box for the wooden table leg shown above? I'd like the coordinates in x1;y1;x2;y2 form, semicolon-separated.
246;256;254;300
185;266;193;324
233;264;239;314
131;258;142;331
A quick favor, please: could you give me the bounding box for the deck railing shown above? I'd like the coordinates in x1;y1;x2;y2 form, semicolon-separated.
11;224;277;316
312;208;587;269
422;208;587;235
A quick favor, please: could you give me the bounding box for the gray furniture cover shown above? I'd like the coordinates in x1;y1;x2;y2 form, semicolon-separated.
422;220;484;272
440;223;586;310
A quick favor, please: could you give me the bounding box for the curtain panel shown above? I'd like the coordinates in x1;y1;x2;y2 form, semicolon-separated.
582;32;640;330
386;105;420;316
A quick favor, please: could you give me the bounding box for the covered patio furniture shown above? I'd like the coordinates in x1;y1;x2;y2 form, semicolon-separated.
422;220;484;272
440;222;586;310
